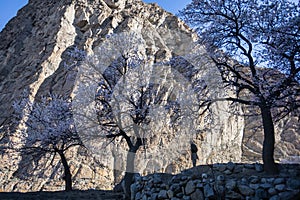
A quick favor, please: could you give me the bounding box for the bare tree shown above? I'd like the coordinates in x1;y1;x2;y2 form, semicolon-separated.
180;0;300;174
11;91;83;191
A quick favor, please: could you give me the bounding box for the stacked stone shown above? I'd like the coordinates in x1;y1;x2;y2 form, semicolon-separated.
130;163;300;200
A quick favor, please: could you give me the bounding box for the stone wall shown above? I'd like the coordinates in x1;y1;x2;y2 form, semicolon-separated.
130;163;300;200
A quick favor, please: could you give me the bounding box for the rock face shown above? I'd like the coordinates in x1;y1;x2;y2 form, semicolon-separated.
0;0;298;192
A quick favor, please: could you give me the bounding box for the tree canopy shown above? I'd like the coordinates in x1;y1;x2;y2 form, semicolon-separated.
180;0;300;174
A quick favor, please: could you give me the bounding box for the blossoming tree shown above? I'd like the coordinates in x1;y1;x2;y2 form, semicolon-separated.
12;91;83;191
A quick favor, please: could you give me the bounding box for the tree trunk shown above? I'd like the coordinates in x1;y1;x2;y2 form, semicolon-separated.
124;148;137;200
260;106;278;174
58;151;72;191
123;137;143;200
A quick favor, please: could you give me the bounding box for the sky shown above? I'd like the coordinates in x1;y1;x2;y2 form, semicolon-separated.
144;0;191;14
0;0;191;31
0;0;28;31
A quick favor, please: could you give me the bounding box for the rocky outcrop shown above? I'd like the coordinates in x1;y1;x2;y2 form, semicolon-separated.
0;0;298;192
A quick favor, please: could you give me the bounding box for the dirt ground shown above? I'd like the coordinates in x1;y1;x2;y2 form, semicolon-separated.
0;190;124;200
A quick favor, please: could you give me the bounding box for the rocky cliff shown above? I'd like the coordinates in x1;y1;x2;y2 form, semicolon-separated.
0;0;298;192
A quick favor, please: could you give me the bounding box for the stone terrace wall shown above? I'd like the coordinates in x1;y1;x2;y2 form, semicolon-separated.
130;163;300;200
